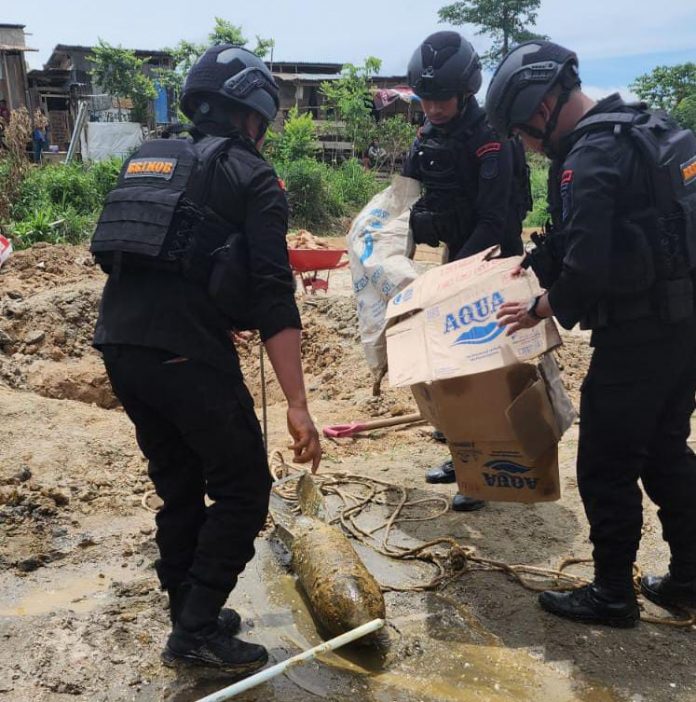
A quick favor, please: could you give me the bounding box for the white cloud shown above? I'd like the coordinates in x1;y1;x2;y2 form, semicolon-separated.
533;0;696;60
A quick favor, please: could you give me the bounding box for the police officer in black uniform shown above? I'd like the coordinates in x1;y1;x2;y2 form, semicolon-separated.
403;31;530;512
92;45;321;672
489;40;696;626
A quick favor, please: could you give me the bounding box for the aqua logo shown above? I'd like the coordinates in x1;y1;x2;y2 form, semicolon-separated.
482;459;538;490
484;460;530;474
453;322;504;346
444;292;505;346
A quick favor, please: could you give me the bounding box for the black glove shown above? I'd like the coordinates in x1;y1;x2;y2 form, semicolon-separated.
410;202;443;247
521;223;566;290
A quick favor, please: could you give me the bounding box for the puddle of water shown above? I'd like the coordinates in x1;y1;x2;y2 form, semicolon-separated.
0;564;139;617
244;538;621;702
370;643;616;702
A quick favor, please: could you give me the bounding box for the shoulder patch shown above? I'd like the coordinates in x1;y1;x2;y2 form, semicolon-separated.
480;155;499;180
682;155;696;186
476;142;502;159
560;169;574;185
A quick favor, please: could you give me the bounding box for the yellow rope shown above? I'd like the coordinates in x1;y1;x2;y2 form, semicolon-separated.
268;451;695;628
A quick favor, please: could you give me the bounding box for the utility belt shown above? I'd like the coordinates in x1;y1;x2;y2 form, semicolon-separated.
582;276;696;329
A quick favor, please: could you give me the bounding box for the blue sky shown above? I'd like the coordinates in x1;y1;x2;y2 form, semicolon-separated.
8;0;696;101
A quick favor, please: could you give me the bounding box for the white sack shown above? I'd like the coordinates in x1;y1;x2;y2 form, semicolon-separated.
347;175;421;380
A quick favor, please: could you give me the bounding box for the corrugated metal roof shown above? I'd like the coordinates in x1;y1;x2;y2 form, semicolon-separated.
270;61;344;69
0;44;37;52
51;44;171;58
273;72;342;82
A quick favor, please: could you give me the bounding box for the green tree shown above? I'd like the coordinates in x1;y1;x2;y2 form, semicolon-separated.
673;94;696;132
438;0;546;68
88;40;157;123
321;57;381;156
372;116;417;173
630;63;696;113
157;19;274;115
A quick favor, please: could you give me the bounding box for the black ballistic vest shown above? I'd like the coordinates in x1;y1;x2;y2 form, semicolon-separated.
574;107;696;324
91;136;251;323
92;136;235;281
410;115;531;251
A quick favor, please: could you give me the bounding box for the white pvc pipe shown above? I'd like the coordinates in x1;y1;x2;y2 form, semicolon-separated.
194;618;385;702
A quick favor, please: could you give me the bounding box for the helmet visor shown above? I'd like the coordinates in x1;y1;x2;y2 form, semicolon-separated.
412;74;455;100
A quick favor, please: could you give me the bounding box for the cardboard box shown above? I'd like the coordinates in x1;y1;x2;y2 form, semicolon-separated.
385;249;561;386
411;366;561;503
386;249;563;503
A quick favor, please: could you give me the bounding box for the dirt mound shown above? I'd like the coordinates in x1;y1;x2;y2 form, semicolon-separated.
25;356;118;409
0;279;102;360
0;242;103;299
237;295;418;422
0;278;115;406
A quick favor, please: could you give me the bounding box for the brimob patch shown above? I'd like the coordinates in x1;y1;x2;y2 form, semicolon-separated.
682;156;696;186
124;157;177;180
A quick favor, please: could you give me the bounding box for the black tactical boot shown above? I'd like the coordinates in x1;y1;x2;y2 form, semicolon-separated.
168;583;242;634
451;493;486;512
539;584;639;628
425;459;457;484
162;584;267;674
641;573;696;610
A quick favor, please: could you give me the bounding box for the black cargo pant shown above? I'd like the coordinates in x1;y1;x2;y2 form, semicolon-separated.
578;321;696;590
102;345;271;595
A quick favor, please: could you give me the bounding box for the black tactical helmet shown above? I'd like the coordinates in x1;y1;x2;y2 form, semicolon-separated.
180;44;279;134
485;40;579;138
408;31;482;99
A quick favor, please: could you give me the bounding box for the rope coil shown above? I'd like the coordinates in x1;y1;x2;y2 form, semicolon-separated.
268;452;695;628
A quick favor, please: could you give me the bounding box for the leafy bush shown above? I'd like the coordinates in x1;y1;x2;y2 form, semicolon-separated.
276;158;344;228
89;157;123;202
329;158;382;207
523;152;550;229
3;157;121;249
14;164;91;221
10;205;99;250
267;107;318;162
275;156;384;229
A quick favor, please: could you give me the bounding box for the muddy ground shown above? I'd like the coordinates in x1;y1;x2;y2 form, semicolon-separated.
0;243;694;702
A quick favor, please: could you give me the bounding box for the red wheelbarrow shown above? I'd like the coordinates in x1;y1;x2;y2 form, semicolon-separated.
288;248;348;294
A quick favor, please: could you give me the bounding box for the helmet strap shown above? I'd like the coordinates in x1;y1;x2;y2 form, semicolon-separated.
252;118;269;145
541;88;571;158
